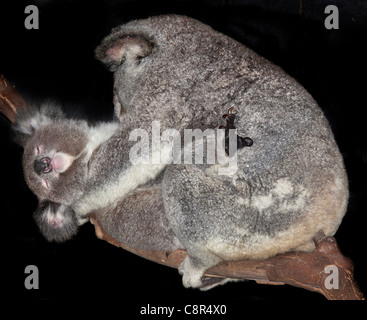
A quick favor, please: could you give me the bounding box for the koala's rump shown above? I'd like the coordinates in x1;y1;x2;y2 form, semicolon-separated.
162;128;348;261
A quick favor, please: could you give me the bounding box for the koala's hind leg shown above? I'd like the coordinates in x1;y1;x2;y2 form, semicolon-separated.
162;164;246;289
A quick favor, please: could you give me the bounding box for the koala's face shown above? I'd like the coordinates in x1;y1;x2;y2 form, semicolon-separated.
22;123;89;204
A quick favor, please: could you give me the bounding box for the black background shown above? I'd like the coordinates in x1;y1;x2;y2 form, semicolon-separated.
0;0;366;308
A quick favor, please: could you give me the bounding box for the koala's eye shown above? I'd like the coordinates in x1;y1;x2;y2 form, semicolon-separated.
35;146;43;155
136;55;144;65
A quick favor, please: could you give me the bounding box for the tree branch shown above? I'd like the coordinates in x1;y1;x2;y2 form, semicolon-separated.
90;215;364;300
0;75;28;122
1;74;364;300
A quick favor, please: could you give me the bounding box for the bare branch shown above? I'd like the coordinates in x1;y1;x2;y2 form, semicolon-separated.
0;75;28;123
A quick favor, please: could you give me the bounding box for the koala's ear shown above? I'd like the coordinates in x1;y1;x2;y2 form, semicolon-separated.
95;33;154;71
12;104;63;147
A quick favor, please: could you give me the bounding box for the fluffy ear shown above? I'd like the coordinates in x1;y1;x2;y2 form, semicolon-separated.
95;33;154;71
33;201;79;243
12;104;63;147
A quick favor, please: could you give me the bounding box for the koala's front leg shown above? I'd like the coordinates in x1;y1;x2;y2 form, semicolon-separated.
33;201;79;242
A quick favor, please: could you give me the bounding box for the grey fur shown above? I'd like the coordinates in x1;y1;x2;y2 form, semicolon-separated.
14;15;348;289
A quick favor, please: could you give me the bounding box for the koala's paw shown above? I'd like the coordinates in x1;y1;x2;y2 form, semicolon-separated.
179;256;242;290
34;201;79;243
178;257;205;289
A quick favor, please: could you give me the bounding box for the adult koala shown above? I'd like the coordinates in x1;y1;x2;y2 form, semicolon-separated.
15;15;348;290
94;15;348;289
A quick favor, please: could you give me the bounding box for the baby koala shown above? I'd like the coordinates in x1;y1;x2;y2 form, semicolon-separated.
13;104;119;242
14;15;349;290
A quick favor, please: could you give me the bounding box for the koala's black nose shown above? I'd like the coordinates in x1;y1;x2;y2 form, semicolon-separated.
34;157;52;175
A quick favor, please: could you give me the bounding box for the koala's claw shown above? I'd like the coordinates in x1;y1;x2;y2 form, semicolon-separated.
201;277;241;291
200;276;229;291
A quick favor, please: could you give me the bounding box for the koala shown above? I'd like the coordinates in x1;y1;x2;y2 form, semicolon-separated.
14;15;348;290
13;104;119;242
